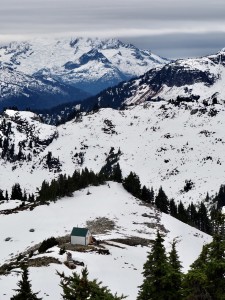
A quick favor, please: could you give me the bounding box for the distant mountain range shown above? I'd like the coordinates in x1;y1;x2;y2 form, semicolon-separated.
84;47;225;109
39;47;225;124
0;37;168;110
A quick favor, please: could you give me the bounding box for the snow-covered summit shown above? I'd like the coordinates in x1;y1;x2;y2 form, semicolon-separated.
82;47;225;109
0;37;168;108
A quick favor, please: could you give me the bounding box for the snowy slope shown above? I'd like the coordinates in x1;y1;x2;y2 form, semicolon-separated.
77;48;225;111
0;37;168;103
0;38;167;79
0;65;90;110
0;183;211;299
128;48;225;105
0;102;224;206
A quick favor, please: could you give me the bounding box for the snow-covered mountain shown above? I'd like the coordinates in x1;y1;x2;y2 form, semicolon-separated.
0;64;90;110
69;48;225;113
0;102;225;205
0;37;168;110
0;102;222;299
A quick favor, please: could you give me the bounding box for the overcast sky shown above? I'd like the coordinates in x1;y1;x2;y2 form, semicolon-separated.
1;0;225;58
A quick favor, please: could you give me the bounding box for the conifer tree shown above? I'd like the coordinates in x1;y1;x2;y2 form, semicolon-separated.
169;199;177;217
183;233;225;299
5;190;8;201
0;189;5;200
215;185;225;209
137;231;170;300
187;202;198;227
155;187;169;214
59;267;125;300
141;185;153;203
177;201;189;223
168;240;183;299
198;202;211;234
123;172;141;198
11;183;23;200
11;265;41;300
111;163;122;183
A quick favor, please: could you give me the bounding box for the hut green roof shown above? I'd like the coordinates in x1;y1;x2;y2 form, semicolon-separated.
71;227;89;237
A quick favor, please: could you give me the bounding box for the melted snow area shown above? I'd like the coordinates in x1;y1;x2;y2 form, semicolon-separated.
0;183;211;299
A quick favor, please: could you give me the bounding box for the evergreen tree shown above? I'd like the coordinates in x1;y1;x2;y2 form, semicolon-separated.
168;240;183;299
111;163;122;183
17;147;24;161
213;185;225;209
59;267;125;300
0;189;5;200
150;187;155;203
11;265;41;300
5;190;8;201
137;231;171;300
183;233;225;299
155;187;169;214
141;185;153;203
123;172;141;198
187;202;198;227
198;202;211;234
177;201;189;223
2;137;9;158
169;199;177;217
210;209;225;237
11;183;23;200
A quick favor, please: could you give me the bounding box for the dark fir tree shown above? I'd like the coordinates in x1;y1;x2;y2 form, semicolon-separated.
215;185;225;209
0;189;5;200
183;233;225;299
141;185;153;203
169;199;177;217
137;231;171;300
11;183;23;200
155;186;169;214
5;190;9;201
123;172;141;198
59;267;125;300
11;265;41;300
198;202;211;234
168;240;183;300
111;163;122;183
210;209;225;237
177;201;189;223
187;202;198;227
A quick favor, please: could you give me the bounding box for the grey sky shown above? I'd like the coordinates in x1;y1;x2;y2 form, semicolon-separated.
0;0;225;58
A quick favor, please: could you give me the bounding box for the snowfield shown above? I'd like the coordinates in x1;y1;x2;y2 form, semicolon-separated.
0;102;224;205
0;183;211;299
0;37;167;79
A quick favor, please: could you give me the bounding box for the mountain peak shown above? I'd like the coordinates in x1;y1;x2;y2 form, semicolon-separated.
78;48;110;64
0;36;168;109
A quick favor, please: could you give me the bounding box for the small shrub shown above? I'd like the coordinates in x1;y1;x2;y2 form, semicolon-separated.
29;250;34;258
183;180;194;192
59;246;66;255
38;237;58;253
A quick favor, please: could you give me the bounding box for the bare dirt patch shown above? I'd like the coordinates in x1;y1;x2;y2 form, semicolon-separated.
109;236;153;247
86;217;116;234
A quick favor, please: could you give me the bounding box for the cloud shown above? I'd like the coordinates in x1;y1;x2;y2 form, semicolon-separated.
0;0;225;57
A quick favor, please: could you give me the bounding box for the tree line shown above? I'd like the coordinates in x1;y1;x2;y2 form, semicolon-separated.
122;171;214;235
3;163;225;236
